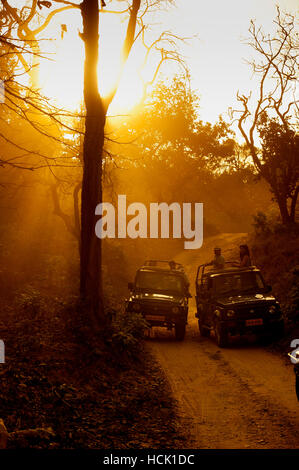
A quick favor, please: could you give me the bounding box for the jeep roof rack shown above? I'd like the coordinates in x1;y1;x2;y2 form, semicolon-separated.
196;263;258;285
143;260;184;271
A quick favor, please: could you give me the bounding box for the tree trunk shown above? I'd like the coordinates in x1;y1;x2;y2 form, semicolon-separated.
290;186;299;224
80;0;105;322
276;194;291;226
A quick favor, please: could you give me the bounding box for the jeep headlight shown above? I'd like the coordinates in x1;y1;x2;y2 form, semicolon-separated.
226;309;235;318
269;305;276;314
132;303;141;312
172;306;179;314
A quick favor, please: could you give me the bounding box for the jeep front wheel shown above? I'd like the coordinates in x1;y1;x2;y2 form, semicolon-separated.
175;322;186;341
214;320;228;348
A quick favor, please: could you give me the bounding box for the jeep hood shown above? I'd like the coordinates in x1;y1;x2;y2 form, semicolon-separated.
131;292;183;304
217;293;276;308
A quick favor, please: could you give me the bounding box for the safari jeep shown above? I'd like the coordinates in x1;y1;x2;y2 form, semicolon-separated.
195;264;284;347
126;260;191;340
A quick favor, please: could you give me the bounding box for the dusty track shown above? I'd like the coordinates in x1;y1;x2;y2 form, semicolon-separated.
147;233;299;448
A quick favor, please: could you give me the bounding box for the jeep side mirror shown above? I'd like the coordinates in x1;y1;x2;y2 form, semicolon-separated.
128;282;134;291
266;285;272;293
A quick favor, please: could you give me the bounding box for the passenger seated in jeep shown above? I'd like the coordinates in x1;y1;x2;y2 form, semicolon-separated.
205;247;225;270
232;244;252;268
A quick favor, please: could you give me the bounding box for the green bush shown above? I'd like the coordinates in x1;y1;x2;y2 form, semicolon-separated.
252;211;271;235
110;310;149;355
252;211;293;236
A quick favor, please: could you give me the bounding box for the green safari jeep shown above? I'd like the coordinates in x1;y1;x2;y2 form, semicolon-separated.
126;260;191;340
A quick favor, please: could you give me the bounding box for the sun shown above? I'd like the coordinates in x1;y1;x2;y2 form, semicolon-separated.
38;10;145;113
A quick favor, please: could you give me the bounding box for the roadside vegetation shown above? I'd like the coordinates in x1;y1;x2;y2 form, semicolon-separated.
0;274;190;449
250;214;299;347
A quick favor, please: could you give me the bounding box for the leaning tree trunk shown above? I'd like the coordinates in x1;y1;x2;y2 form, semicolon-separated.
80;0;105;322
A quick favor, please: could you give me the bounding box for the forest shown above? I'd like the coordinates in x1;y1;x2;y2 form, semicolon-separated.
0;0;298;455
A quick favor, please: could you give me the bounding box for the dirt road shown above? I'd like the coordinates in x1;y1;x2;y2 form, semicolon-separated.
147;233;299;448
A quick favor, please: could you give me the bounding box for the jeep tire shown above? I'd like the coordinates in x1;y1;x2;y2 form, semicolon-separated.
215;319;228;348
175;322;186;341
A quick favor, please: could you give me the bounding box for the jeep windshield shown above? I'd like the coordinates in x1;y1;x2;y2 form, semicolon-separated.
135;271;184;295
212;271;266;296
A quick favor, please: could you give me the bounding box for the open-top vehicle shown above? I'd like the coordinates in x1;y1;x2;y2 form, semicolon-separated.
195;264;284;347
126;260;191;340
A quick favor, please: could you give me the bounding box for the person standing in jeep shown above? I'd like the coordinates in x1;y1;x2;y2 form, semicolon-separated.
205;247;225;270
232;244;252;268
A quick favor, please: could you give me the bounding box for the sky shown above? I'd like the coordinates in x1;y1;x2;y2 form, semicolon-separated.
25;0;298;127
162;0;298;123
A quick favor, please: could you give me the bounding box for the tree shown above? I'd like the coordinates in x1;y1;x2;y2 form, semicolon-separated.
1;0;184;323
62;0;184;322
78;0;143;322
257;113;299;224
0;7;81;171
0;0;75;88
233;7;298;225
107;75;235;203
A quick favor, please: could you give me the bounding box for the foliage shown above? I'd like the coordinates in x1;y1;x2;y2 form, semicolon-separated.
105;75;270;234
110;310;149;355
234;8;298;225
252;211;271;235
282;267;299;323
123;75;236;174
252;209;296;237
257;113;299;220
15;286;45;317
250;227;299;326
0;294;188;448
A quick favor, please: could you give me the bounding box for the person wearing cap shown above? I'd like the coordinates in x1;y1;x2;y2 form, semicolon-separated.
206;248;225;270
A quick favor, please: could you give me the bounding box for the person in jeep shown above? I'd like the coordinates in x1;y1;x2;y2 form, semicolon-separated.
205;247;225;270
232;244;252;268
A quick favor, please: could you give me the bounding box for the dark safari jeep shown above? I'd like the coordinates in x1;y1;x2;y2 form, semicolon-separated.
126;260;191;340
195;264;284;347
